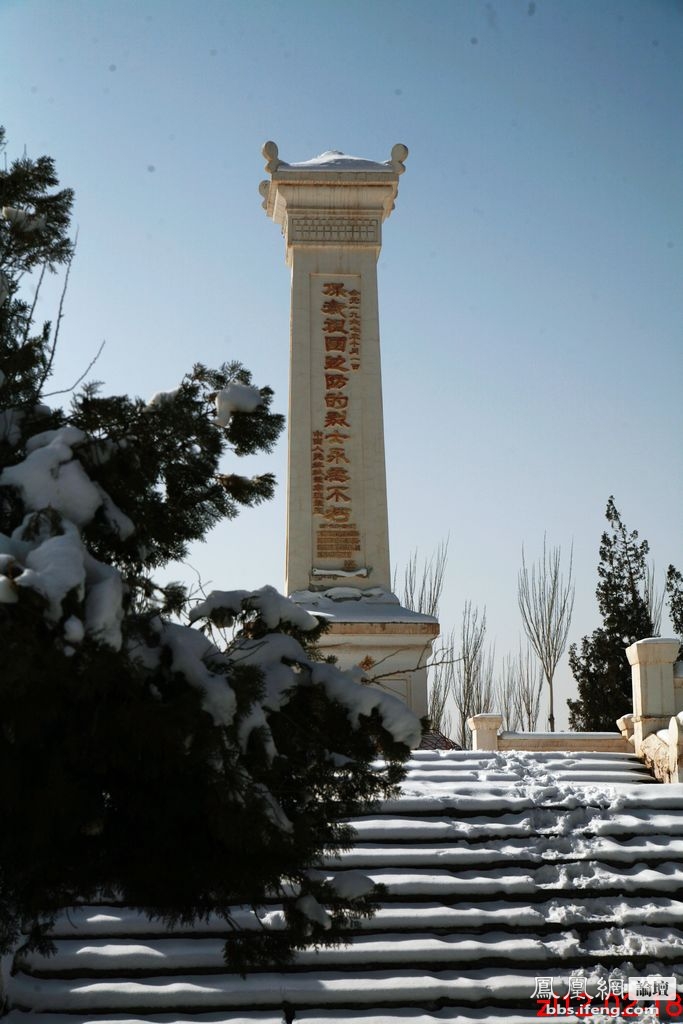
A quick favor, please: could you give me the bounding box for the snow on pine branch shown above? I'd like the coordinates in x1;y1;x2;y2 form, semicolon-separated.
0;423;135;649
310;660;423;748
190;585;318;632
1;425;133;535
1;205;47;233
190;588;423;750
146;387;182;408
146;381;263;429
214;382;262;426
154;621;238;728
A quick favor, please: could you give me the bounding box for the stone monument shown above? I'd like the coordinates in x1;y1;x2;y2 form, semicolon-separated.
260;142;437;716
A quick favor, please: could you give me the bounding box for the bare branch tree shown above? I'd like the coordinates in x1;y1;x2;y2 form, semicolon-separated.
516;642;544;732
395;538;449;618
495;653;522;733
428;628;455;737
645;562;664;636
518;537;574;732
452;602;495;749
499;642;544;732
395;539;455;737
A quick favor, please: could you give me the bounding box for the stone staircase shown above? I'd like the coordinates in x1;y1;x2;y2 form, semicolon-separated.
4;749;683;1024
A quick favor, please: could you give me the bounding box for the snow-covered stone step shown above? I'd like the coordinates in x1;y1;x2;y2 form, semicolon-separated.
352;808;683;841
404;753;647;773
328;833;683;867
394;784;683;809
401;756;653;771
18;926;683;976
365;895;683;930
330;860;683;897
40;895;683;941
47;906;268;939
9;965;683;1013
405;750;644;764
36;895;683;941
384;783;676;816
405;753;648;766
397;751;656;790
402;769;655;785
402;754;653;772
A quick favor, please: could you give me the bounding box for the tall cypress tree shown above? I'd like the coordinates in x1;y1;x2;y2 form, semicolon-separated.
0;130;421;970
567;498;657;731
666;564;683;649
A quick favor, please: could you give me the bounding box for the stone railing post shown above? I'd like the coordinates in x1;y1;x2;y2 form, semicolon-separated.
468;714;503;751
626;638;679;756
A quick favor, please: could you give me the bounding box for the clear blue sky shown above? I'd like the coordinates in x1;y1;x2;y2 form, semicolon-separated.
3;0;682;728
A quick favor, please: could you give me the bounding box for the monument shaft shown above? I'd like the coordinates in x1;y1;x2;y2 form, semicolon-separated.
261;144;407;594
289;249;389;594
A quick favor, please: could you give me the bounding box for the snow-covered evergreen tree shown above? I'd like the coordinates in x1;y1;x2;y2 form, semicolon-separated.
666;565;683;653
567;498;658;732
0;129;421;971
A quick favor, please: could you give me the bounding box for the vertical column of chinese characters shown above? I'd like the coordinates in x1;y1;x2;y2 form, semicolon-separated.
311;430;325;516
308;280;360;568
321;283;352;547
347;288;361;370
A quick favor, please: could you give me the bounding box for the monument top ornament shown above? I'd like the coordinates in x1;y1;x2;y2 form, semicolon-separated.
261;140;408;175
259;142;408;225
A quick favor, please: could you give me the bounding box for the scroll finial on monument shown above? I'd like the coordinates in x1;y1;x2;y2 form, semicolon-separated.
390;143;409;174
262;140;280;174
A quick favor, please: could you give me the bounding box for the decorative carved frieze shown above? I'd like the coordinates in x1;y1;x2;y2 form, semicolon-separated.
288;216;379;245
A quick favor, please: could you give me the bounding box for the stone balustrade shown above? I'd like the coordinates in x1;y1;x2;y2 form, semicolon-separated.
467;714;630;753
468;637;683;780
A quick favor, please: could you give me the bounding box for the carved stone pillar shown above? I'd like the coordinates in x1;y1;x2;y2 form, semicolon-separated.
468;714;503;751
626;637;680;755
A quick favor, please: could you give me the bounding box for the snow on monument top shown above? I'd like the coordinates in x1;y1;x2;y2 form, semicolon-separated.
262;141;408;176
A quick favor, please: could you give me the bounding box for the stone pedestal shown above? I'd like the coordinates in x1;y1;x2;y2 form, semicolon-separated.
626;637;680;754
261;143;437;718
468;714;504;751
294;588;439;719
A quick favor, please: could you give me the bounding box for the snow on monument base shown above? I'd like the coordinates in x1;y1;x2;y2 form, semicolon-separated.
291;587;438;719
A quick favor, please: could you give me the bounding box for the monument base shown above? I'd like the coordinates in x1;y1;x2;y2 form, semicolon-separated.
291;587;439;719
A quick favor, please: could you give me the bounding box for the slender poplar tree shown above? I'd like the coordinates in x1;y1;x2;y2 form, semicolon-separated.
518;538;574;732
